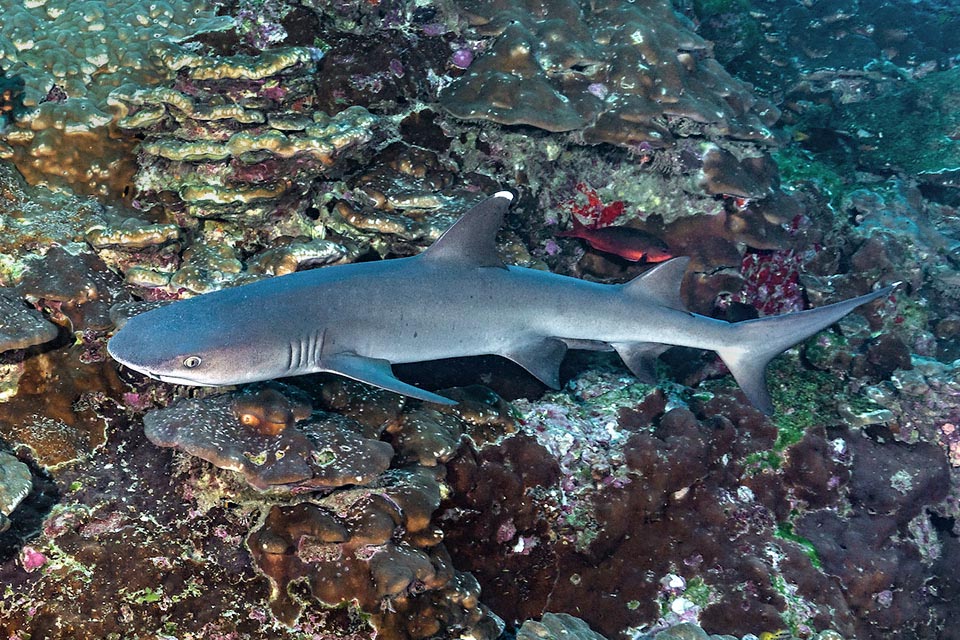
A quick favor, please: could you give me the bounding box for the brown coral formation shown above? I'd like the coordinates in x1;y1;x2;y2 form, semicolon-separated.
0;0;232;197
0;246;128;469
247;465;502;639
440;394;862;637
442;0;779;149
0;341;124;469
142;384;394;491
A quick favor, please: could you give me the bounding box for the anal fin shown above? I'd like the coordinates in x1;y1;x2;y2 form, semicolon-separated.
611;341;669;383
502;338;567;389
322;352;457;405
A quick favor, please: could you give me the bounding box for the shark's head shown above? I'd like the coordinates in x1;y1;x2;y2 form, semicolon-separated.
108;292;294;386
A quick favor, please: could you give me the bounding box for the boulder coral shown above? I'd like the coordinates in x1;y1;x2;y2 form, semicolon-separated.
142;384;394;491
442;0;779;148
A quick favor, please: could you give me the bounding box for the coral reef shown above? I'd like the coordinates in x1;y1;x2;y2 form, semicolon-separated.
247;466;502;639
113;48;380;224
16;245;127;331
0;451;31;533
440;352;959;638
0;0;959;637
0;160;107;284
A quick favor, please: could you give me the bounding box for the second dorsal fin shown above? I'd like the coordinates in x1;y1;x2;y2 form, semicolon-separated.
420;191;513;268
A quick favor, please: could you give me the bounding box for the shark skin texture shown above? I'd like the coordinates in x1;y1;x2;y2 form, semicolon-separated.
108;191;894;414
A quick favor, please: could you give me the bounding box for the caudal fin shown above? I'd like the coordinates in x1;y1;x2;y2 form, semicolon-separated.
716;285;895;414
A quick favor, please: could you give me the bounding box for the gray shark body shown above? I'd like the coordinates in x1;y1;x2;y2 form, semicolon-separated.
108;192;893;413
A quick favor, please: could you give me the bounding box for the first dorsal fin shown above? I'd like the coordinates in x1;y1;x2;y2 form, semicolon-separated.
420;191;513;268
622;256;690;311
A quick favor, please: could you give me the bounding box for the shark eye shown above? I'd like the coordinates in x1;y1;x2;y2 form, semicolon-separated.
182;356;202;369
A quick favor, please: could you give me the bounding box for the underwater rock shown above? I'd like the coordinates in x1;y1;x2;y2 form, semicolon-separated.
829;67;960;179
846;433;949;525
16;246;127;331
699;145;779;199
142;385;394;491
386;406;464;467
0;341;124;469
441;368;874;637
516;613;609;640
320;143;504;258
0;414;276;639
0;161;107;284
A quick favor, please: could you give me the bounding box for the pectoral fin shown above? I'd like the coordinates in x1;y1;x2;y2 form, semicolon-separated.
321;352;457;405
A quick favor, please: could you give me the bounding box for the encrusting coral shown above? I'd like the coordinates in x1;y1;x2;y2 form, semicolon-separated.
113;47;381;223
247;465;502;639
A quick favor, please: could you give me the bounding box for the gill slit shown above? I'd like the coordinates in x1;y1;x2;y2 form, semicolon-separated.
311;328;325;368
286;339;296;372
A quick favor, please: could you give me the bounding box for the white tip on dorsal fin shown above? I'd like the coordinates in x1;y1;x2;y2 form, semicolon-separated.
622;257;690;311
420;192;513;268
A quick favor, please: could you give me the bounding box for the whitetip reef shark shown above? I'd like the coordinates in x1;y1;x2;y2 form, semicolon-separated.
108;191;894;414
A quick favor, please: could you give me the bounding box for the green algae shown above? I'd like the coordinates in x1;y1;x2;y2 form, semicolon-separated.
683;577;716;609
774;521;821;569
773;144;849;210
768;355;847;447
835;67;960;176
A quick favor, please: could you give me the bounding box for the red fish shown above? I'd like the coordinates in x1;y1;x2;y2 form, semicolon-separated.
559;217;672;263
